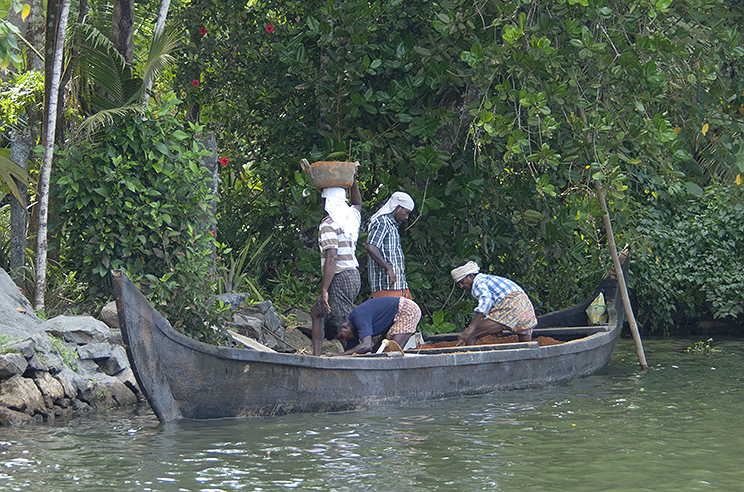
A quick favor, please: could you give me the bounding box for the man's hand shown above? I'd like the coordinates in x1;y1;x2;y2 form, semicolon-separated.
386;268;396;287
457;326;475;346
320;290;331;314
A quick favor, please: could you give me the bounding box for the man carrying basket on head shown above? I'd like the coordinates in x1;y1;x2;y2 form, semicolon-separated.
310;179;363;356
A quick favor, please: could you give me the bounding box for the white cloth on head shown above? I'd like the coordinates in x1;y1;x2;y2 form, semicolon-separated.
451;261;480;283
322;187;361;242
368;192;415;224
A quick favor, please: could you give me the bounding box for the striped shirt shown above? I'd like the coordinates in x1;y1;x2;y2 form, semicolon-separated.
366;214;407;291
318;214;360;272
471;273;524;314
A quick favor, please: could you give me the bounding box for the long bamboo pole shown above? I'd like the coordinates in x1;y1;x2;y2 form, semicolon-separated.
595;182;648;370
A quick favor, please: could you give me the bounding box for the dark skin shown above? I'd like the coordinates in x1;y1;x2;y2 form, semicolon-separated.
364;205;411;288
456;274;532;346
311;182;362;356
328;320;413;356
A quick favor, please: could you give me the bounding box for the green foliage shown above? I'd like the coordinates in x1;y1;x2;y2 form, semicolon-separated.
172;0;744;329
215;238;269;300
685;338;721;355
0;334;20;354
630;184;744;333
53;93;228;342
420;310;457;338
0;0;28;71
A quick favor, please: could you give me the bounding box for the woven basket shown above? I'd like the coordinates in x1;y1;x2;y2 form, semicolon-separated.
301;159;358;190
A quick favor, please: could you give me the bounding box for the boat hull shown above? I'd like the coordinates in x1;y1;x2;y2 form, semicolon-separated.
112;252;628;422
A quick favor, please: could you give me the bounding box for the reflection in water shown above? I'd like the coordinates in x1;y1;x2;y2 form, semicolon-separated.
0;337;742;491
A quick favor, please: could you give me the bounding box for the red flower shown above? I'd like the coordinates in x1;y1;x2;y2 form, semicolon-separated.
198;26;207;36
265;24;274;34
219;157;230;166
211;230;216;236
192;79;200;87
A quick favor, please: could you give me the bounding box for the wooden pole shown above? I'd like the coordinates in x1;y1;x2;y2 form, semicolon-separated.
595;182;648;370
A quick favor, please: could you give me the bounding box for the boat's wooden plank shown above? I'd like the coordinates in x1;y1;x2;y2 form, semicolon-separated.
228;330;276;352
408;341;539;355
532;325;610;336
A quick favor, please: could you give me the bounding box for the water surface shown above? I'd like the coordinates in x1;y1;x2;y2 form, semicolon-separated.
0;337;742;491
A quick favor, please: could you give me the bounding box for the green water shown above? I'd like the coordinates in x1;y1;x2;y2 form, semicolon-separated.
0;337;742;491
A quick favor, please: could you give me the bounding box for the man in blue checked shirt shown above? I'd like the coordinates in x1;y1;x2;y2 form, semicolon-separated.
451;261;537;345
365;192;415;299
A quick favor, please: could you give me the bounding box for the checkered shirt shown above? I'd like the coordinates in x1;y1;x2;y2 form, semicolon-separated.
366;214;407;292
471;273;524;315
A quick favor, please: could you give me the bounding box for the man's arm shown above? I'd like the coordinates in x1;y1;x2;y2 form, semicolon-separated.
364;243;396;286
335;335;373;355
457;312;485;345
312;247;337;356
350;181;362;212
319;248;338;314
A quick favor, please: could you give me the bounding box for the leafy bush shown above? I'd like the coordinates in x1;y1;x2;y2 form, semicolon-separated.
54;93;228;342
629;183;744;333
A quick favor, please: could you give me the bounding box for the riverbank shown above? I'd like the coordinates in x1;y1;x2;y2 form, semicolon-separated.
0;268;144;426
0;267;333;426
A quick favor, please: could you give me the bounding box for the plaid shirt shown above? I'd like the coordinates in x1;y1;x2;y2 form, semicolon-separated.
366;214;408;292
471;273;524;314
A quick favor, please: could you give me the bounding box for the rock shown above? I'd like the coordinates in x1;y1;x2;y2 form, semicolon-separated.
99;301;119;329
263;307;282;334
283;308;312;326
56;366;86;399
282;326;312;355
233;313;263;339
77;342;129;375
34;372;66;405
25;353;49;372
256;300;274;315
28;333;65;373
0;375;46;415
215;293;247;309
41;315;112;345
0;268;147;426
114;367;139;394
322;339;344;354
0;406;33;426
0;269;44;339
0;353;28;378
80;376;138;410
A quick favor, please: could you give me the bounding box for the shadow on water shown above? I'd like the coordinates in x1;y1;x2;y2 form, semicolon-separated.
0;337;743;491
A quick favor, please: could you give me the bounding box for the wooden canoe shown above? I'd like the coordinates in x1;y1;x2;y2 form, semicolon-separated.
111;249;629;422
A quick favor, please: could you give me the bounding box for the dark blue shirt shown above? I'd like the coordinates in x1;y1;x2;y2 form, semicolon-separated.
346;297;400;347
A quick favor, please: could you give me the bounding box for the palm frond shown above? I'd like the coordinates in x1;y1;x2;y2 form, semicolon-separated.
0;150;31;206
69;25;181;141
138;28;184;102
73;104;145;141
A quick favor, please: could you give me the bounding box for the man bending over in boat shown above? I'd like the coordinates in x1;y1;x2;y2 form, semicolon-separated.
451;261;537;346
323;297;421;355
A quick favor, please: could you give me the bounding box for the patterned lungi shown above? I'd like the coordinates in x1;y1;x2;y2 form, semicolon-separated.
315;268;361;320
485;292;537;336
388;298;421;335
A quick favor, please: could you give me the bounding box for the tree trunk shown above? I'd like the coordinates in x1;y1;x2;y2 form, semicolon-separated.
198;132;218;276
7;0;45;287
9;130;31;285
35;0;71;311
110;0;135;63
143;0;172;106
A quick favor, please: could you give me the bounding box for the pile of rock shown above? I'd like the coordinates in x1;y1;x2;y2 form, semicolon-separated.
217;293;342;355
0;269;141;426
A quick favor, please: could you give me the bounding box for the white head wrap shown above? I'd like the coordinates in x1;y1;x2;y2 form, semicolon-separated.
322;187;361;242
369;191;415;224
451;261;480;283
